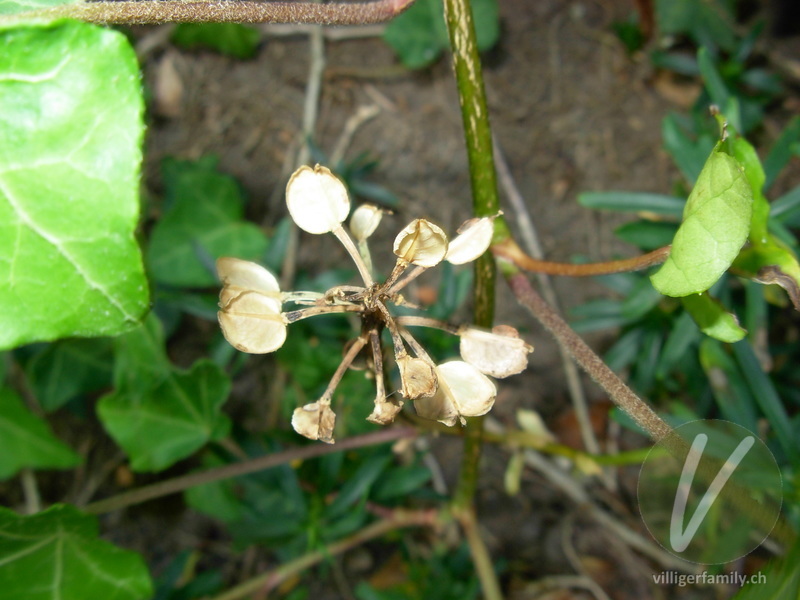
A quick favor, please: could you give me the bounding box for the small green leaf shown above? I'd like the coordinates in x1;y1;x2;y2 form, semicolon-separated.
98;359;231;472
147;158;268;287
578;191;685;218
734;236;800;311
651;146;752;296
0;21;148;349
614;220;678;250
681;292;746;343
112;313;172;393
383;0;498;69
661;113;716;184
25;338;113;411
0;504;153;600
171;23;261;59
0;388;79;479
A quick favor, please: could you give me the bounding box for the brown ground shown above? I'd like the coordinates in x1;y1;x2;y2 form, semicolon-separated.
127;0;800;598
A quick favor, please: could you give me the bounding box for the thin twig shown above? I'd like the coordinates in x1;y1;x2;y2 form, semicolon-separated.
330;105;381;165
455;509;504;600
493;137;600;457
83;427;418;515
493;237;671;276
4;0;416;26
506;270;672;441
20;469;41;515
208;509;439;600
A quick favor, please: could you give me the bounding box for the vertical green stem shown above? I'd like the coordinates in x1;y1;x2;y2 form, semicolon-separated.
442;0;498;508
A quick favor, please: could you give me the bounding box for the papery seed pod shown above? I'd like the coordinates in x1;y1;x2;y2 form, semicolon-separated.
286;165;350;235
459;325;533;378
414;361;496;426
218;292;287;354
445;215;495;265
350;203;384;242
367;397;404;425
217;258;281;312
393;219;448;267
291;401;336;443
397;356;437;399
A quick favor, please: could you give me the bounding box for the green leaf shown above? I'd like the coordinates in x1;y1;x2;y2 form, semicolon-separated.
727;132;768;245
650;145;753;296
733;236;800;311
98;359;231;472
661;113;715;184
147;158;268;287
0;21;148;349
732;538;800;600
698;338;758;431
763;116;800;190
0;0;75;16
0;388;79;479
681;292;746;343
383;0;498;69
614;220;678;250
697;48;740;131
655;0;737;52
578;191;685;218
171;23;260;59
25;338;113;412
0;504;153;600
111;313;172;393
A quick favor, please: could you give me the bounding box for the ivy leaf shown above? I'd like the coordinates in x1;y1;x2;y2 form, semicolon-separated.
97;314;231;472
681;292;746;343
651;145;753;296
147;157;268;288
0;504;153;600
0;0;76;16
0;388;80;480
25;338;113;412
0;21;148;349
98;360;231;472
383;0;499;69
171;23;261;59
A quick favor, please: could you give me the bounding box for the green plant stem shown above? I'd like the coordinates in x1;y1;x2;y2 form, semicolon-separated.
208;509;439;600
442;0;498;513
456;509;504;600
82;427;417;514
3;0;416;25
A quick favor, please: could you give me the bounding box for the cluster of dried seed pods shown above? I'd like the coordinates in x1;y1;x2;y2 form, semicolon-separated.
217;165;532;443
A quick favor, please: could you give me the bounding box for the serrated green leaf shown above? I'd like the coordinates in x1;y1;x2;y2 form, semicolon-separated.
681;292;746;343
0;388;79;479
147;158;268;287
651;146;752;296
0;21;148;349
25;338;113;411
0;504;153;600
98;359;231;472
171;23;260;59
383;0;498;69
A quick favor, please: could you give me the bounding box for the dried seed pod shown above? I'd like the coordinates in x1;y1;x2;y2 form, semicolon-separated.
367;397;404;425
414;361;496;426
217;257;281;311
291;400;336;443
350;203;384;242
393;219;448;267
445;215;495;265
459;325;533;378
218;292;287;354
397;356;437;399
286;164;350;234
